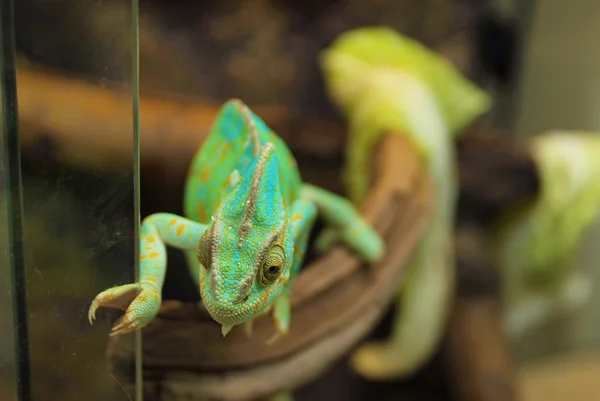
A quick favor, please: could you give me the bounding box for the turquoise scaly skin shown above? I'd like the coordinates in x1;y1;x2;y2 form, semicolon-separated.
88;99;384;338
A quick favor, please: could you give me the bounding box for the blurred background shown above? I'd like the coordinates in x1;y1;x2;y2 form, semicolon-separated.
2;0;600;400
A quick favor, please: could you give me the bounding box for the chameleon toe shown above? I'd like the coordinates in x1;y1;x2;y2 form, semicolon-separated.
265;332;282;345
88;299;99;325
109;317;131;336
244;319;254;337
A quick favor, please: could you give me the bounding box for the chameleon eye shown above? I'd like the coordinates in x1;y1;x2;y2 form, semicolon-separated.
259;245;285;286
196;226;213;270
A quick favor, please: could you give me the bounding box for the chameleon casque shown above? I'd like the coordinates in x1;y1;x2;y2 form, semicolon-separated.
88;98;384;339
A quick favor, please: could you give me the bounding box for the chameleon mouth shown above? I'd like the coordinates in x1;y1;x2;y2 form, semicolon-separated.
203;297;254;326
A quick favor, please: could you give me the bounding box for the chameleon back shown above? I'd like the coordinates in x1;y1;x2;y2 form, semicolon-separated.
183;99;302;225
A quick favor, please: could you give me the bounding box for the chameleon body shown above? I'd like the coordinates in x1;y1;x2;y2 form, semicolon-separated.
498;131;600;338
88;99;384;339
319;27;491;379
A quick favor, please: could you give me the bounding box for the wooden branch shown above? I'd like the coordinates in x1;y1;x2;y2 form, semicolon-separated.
106;133;432;401
456;123;540;226
444;226;520;401
441;125;537;401
17;67;346;174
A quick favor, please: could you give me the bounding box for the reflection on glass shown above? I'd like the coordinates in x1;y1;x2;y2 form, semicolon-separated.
1;0;29;400
0;191;20;401
1;0;141;400
0;185;20;401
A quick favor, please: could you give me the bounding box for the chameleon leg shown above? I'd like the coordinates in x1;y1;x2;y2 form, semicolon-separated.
266;288;291;344
312;226;339;254
301;183;384;263
89;213;208;335
289;197;318;276
266;197;317;342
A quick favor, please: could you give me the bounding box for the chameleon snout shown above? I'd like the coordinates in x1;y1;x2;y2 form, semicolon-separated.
203;296;254;326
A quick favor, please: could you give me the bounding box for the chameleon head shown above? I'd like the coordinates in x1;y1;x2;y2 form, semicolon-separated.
196;142;294;336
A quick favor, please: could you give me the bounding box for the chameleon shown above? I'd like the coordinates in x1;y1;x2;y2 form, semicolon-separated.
497;131;600;339
319;27;491;379
88;98;384;339
319;27;600;379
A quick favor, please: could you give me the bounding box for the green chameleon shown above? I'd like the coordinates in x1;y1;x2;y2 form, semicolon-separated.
319;27;491;379
88;98;384;340
498;130;600;339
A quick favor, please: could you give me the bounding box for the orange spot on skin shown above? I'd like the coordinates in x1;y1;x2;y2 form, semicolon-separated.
200;168;210;183
146;277;157;283
176;224;186;236
144;246;152;251
291;213;303;223
169;218;177;226
200;281;206;295
146;236;156;243
279;228;287;244
148;252;159;259
221;176;231;191
197;202;207;221
140;255;147;260
257;289;272;311
221;143;231;157
137;295;148;303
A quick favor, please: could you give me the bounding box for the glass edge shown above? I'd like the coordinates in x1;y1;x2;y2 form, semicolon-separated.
131;0;143;400
0;0;31;400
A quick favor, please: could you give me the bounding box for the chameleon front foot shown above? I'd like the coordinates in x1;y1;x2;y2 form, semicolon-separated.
314;223;384;263
313;226;339;255
88;282;161;336
300;184;385;263
264;292;291;345
244;319;255;337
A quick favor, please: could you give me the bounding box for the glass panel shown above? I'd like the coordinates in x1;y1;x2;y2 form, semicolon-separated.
0;166;20;400
0;192;20;401
0;1;26;400
3;0;142;400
